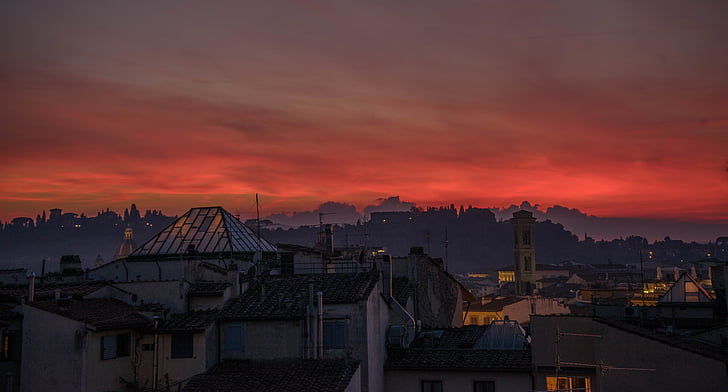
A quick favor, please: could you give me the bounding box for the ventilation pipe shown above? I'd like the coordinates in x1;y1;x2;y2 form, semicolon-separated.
27;272;35;303
317;291;323;358
306;282;315;359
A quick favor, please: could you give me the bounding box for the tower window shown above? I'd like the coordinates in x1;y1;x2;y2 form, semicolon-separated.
523;231;531;245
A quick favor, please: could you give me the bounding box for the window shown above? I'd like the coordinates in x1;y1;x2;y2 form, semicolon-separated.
0;333;16;361
546;377;591;392
281;253;294;275
421;380;442;392
469;316;479;325
523;231;531;245
101;333;131;360
474;381;495;392
171;333;194;358
524;256;531;271
223;323;244;352
323;320;345;349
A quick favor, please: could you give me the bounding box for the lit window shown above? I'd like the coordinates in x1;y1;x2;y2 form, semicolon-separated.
546;376;591;392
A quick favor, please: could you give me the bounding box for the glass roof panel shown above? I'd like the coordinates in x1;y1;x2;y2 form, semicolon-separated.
129;206;277;257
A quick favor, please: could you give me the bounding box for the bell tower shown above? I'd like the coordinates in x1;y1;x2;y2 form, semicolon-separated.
511;210;536;295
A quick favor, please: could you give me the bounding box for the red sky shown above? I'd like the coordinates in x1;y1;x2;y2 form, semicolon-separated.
1;1;727;224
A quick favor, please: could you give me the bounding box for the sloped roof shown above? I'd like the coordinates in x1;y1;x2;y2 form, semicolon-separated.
469;297;527;312
30;298;150;330
218;272;379;320
411;325;489;349
391;277;413;306
0;281;110;301
385;348;531;371
130;207;277;257
659;272;713;304
187;282;231;297
474;320;530;349
156;309;218;333
182;359;360;392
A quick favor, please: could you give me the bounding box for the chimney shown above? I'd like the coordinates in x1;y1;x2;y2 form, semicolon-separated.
691;265;698;279
27;272;35;303
316;291;323;358
656;266;663;281
674;266;680;281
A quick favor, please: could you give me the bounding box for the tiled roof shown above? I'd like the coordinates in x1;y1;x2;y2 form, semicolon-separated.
30;298;150;330
157;309;218;333
218;272;379;320
468;297;527;312
130;207;277;257
474;320;530;349
391;277;413;305
386;348;531;371
0;281;110;300
182;359;360;392
411;326;489;349
188;282;231;297
497;264;569;272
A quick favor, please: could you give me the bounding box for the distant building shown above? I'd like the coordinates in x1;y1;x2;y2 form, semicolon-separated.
511;210;536;295
112;227;137;260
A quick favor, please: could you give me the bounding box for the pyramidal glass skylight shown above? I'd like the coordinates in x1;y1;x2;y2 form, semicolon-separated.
130;207;277;257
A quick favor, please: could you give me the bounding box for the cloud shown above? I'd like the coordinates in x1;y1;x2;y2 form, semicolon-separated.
363;196;416;216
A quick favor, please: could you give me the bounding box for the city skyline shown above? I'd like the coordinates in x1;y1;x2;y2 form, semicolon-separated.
2;1;727;226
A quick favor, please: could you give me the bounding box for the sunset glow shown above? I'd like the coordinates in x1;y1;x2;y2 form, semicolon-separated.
1;1;727;224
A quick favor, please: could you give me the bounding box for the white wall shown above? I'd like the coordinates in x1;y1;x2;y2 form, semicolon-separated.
21;306;86;392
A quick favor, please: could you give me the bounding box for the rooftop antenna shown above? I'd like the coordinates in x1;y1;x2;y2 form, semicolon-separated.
319;212;335;261
255;194;262;273
444;227;449;272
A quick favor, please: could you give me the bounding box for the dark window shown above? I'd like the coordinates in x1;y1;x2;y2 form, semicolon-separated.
141;343;155;352
171;333;194;358
523;230;531;245
281;253;294;275
524;256;531;271
422;380;442;392
323;320;345;349
101;333;131;360
224;323;244;352
474;381;495;392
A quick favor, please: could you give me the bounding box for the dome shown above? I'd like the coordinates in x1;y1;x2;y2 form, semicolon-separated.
114;227;138;260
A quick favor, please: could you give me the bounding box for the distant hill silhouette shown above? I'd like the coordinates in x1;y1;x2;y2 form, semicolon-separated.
1;200;725;272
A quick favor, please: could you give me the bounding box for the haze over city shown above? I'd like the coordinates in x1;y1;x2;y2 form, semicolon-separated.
2;1;727;228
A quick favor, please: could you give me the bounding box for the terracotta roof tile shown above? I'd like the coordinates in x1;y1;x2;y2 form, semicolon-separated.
218;272;379;320
30;298;150;330
386;348;531;371
411;325;489;349
391;277;413;305
0;281;110;300
187;282;231;297
157;309;218;333
182;359;360;392
468;297;527;312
